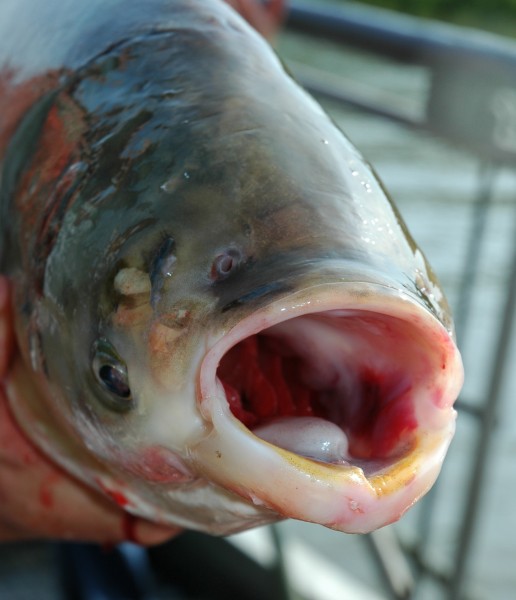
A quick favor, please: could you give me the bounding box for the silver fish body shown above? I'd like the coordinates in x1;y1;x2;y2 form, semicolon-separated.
0;0;463;534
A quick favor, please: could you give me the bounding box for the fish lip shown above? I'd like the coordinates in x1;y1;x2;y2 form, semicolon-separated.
195;281;463;533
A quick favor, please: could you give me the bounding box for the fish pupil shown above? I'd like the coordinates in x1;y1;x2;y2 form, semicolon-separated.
98;364;131;398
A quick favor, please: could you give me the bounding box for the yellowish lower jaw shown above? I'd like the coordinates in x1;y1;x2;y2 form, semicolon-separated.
193;283;463;533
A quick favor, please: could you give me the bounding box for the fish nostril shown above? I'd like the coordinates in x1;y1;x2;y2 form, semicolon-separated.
211;247;244;282
215;254;236;277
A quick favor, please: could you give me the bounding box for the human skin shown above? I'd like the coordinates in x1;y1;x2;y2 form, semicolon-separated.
0;0;285;545
224;0;286;39
0;275;182;544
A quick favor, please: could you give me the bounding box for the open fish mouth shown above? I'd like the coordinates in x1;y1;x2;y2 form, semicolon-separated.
196;282;463;533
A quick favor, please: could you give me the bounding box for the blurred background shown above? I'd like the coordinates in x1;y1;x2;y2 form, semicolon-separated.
270;2;516;599
2;1;515;598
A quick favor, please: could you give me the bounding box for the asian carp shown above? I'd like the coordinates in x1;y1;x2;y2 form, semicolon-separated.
0;0;463;535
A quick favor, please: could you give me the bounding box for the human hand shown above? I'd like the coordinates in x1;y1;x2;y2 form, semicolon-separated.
224;0;287;40
0;276;181;545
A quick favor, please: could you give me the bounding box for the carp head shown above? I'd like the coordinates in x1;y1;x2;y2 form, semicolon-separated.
4;4;463;534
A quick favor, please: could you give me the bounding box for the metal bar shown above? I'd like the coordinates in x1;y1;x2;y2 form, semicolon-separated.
288;62;423;129
454;163;497;349
269;524;303;600
287;2;516;166
453;400;488;419
365;529;414;600
287;2;516;71
400;542;478;600
410;163;497;587
448;196;516;599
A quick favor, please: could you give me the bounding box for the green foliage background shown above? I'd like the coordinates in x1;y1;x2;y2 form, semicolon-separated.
357;0;516;15
353;0;516;34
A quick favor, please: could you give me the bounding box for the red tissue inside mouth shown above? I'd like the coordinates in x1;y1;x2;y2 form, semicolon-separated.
219;336;321;428
217;316;419;460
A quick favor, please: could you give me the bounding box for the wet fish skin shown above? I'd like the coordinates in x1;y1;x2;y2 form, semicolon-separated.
0;0;463;534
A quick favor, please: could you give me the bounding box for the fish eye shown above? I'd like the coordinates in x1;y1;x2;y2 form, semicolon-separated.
91;339;133;411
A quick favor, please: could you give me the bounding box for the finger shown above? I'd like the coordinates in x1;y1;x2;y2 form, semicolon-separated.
0;276;14;379
132;517;183;547
266;0;287;23
0;384;181;545
228;0;284;40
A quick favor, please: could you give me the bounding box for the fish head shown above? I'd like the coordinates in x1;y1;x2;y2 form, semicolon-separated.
6;6;463;534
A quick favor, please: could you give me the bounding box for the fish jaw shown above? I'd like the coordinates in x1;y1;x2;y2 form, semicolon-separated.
193;281;462;534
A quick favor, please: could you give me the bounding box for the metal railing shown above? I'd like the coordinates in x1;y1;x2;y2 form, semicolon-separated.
282;3;516;599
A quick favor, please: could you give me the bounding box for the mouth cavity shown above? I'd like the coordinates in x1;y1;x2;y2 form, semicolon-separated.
216;308;438;474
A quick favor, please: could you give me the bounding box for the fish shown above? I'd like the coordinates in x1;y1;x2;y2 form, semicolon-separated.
0;0;463;535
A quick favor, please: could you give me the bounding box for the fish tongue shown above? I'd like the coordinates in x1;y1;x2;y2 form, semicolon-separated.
253;417;349;464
